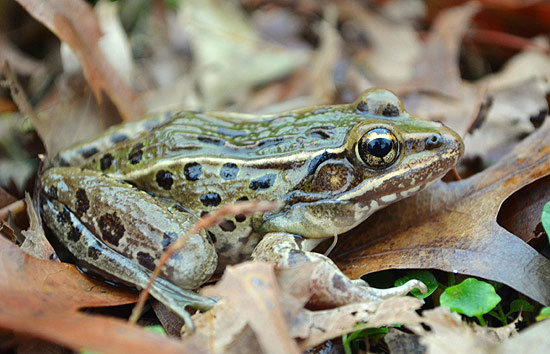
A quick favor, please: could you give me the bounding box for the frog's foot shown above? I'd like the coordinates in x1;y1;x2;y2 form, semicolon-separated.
252;233;426;308
41;198;217;330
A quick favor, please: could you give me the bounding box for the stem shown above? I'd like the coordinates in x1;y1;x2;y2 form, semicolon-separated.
476;315;486;327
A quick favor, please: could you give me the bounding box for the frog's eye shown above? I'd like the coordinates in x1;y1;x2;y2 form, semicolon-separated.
355;89;405;117
356;128;400;169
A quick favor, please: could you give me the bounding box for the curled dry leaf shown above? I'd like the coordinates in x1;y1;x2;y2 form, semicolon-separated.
333;118;550;306
0;236;207;354
200;262;300;354
14;0;143;121
295;297;423;350
19;193;56;260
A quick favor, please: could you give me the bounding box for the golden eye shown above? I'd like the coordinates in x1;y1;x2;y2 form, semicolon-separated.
356;128;400;169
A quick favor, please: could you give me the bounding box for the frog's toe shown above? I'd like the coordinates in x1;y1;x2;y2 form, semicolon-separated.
359;279;427;300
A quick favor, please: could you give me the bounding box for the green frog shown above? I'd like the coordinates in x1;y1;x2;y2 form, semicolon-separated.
40;89;463;326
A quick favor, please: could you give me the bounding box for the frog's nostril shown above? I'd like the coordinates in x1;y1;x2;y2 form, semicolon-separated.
425;134;442;150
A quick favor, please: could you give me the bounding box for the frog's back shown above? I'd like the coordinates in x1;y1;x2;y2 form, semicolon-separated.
55;105;361;172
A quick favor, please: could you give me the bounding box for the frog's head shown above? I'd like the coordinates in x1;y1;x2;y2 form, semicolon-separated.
254;89;464;238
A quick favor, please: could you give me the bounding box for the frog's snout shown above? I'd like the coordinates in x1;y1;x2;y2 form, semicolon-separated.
438;124;464;164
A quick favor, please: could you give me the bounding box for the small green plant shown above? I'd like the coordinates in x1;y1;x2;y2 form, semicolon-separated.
395;270;439;299
145;324;167;336
542;202;550;243
342;327;388;354
440;278;501;326
536;307;550;321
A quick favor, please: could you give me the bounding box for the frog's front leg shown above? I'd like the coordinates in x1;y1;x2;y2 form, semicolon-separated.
40;167;218;325
251;233;426;308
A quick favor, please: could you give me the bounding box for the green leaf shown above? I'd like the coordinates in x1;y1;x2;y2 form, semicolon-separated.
342;327;388;354
509;299;534;314
440;278;501;317
542;202;550;243
145;325;166;336
536;307;550;321
395;270;438;299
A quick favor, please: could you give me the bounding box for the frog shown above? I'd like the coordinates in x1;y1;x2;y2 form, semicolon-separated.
40;89;464;327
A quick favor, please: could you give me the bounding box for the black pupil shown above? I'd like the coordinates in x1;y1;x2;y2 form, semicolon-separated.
368;138;392;158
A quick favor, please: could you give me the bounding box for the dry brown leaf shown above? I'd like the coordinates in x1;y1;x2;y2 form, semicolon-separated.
412;307;497;353
295;297;423;350
0;236;207;354
201;262;301;354
333;118;550;305
186;299;260;354
189;260;424;351
15;0;143;121
20;193;56;261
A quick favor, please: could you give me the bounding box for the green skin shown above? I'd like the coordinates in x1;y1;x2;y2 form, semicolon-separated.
40;89;464;325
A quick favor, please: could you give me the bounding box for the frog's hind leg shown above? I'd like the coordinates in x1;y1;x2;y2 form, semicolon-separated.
41;167;218;327
252;233;426;308
41;197;216;329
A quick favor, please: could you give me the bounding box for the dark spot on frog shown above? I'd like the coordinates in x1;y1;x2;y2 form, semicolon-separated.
156;170;174;190
162;232;177;250
184;162;202;181
258;137;285;149
220;162;239;180
308;128;332;140
382;103;400;117
87;245;101;260
128;143;144;164
100;153;114;170
249;174;276;190
110;133;128;144
332;274;347;291
98;212;125;247
235;214;246;222
67;225;82;242
219;219;236;232
78;146;99;158
237;196;249;202
57;206;71;224
198;135;225;146
287;249;309;266
200;211;209;218
207;231;217;243
200;192;221;207
46;185;58;200
75;188;90;217
137;251;156;271
356;100;368;113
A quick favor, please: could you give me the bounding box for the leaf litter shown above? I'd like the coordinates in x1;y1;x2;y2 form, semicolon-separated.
1;0;550;352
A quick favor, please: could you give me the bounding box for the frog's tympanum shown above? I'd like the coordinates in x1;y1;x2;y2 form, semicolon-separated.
40;89;463;325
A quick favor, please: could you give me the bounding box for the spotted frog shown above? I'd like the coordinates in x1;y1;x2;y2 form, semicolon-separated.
40;89;463;325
